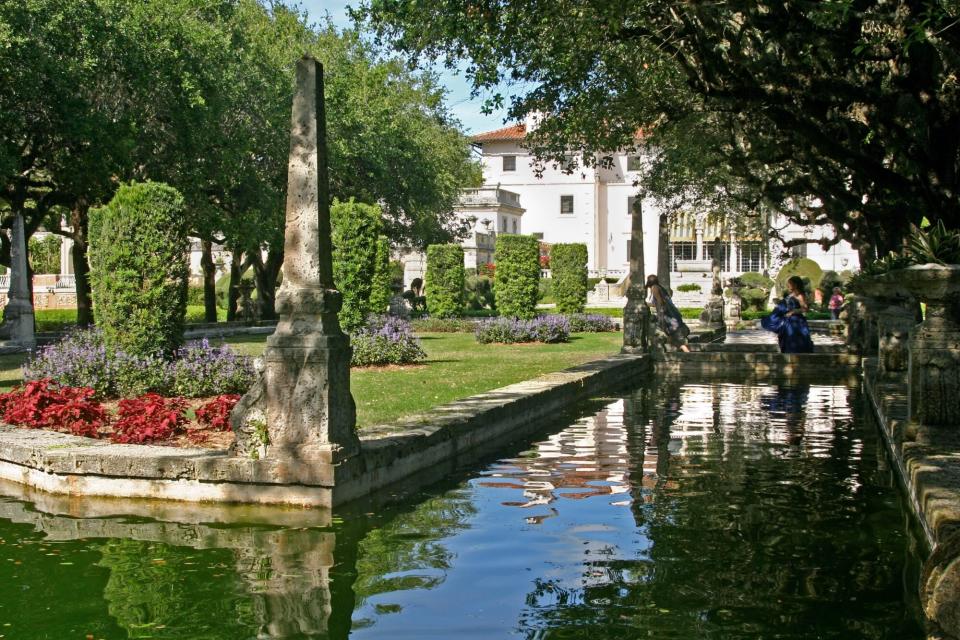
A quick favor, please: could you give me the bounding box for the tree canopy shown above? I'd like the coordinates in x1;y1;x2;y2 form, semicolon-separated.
0;0;480;321
361;0;960;259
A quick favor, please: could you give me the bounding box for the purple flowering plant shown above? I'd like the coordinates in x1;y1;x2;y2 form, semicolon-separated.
24;328;254;399
475;315;571;344
565;313;617;333
351;315;427;366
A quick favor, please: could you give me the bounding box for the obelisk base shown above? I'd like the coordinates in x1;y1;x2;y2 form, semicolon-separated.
231;286;359;462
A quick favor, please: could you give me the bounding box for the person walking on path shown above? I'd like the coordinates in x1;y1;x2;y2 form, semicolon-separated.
828;287;844;320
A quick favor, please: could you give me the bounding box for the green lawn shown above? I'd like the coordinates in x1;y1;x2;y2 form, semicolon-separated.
1;332;623;427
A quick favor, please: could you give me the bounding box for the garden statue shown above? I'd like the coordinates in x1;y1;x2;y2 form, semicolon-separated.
231;56;359;462
237;280;258;323
724;277;743;329
699;262;724;329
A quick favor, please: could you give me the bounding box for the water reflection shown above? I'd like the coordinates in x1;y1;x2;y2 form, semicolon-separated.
0;380;926;639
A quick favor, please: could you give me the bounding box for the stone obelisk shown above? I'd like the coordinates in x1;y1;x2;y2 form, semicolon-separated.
0;214;36;350
231;56;359;462
622;198;650;353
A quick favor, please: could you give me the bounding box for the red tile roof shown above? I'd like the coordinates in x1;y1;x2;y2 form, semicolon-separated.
471;123;646;143
471;124;526;143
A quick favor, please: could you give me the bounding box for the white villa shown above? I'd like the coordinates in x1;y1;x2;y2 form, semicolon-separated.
467;115;860;286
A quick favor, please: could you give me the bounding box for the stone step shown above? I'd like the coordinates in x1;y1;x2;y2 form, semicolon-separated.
691;343;847;354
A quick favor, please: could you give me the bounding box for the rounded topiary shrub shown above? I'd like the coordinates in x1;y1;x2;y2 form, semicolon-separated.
495;234;540;319
368;235;393;315
425;244;465;318
88;181;189;356
550;243;588;314
775;258;823;296
331;199;383;331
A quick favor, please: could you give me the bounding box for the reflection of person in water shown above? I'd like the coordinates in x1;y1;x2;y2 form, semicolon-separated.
761;385;810;444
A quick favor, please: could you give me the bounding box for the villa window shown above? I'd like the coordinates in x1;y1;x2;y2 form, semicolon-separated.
705;241;730;271
560;195;574;215
738;241;765;272
669;241;696;270
627;196;639;217
502;155;516;172
512;219;518;233
627;155;642;171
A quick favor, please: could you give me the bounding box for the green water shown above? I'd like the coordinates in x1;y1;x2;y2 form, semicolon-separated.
0;381;926;639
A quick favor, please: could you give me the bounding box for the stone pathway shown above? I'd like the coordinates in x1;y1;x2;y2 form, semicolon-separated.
722;328;844;347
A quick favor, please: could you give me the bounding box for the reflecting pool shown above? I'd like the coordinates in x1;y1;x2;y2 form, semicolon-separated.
0;380;927;639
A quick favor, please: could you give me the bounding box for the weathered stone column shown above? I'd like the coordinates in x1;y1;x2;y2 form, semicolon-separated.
622;198;650;353
0;213;36;349
900;265;960;427
231;57;359;462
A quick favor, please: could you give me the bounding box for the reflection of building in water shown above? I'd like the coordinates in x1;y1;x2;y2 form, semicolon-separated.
664;383;853;455
477;399;633;515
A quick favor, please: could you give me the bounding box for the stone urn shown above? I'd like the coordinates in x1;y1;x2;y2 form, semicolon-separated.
873;265;960;426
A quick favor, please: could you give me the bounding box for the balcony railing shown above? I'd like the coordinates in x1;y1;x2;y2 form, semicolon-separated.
458;187;522;208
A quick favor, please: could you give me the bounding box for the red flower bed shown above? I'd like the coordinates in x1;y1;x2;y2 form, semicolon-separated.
0;379;107;437
195;394;241;432
1;382;238;447
111;393;188;444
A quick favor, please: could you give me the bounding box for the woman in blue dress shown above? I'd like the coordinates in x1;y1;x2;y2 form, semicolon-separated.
761;275;814;353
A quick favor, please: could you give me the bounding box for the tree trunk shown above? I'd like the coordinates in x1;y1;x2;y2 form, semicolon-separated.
70;200;93;326
227;251;243;322
200;239;218;323
250;248;282;321
657;213;672;294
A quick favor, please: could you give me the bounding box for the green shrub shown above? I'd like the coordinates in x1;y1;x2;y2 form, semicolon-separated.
537;278;553;303
738;272;774;310
550;243;588;313
676;283;702;293
466;275;495;310
495;234;540;319
331;199;383;331
425;244;465;318
818;270;844;306
88;181;189;356
368;236;392;315
187;285;205;306
28;234;61;274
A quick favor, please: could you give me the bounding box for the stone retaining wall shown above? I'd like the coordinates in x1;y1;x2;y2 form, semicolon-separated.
863;361;960;640
0;352;651;508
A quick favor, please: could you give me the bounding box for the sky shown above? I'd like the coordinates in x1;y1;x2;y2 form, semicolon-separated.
299;0;513;135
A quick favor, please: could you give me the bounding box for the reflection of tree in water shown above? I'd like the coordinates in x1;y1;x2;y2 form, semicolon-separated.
98;538;257;639
349;492;476;628
517;382;925;639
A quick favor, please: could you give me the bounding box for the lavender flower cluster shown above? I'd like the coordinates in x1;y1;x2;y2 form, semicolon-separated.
474;316;571;344
24;328;254;398
565;313;617;333
351;315;427;366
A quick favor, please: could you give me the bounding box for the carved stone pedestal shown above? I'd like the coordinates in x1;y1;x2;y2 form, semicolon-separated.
621;285;650;354
885;265;960;427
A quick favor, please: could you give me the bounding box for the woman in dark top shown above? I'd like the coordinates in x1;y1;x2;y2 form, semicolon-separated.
645;275;691;352
761;275;814;353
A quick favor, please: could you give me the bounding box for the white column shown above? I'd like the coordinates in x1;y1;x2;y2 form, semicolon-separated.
729;230;739;274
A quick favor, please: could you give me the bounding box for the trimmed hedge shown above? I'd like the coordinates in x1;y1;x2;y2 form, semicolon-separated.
369;235;392;315
88;181;189;356
495;234;540;319
425;244;465;318
331;199;383;331
550;243;588;314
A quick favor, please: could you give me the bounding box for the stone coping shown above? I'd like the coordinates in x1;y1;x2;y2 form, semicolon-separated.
862;361;960;639
0;351;650;508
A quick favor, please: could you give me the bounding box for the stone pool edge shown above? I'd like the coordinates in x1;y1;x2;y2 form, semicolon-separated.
862;360;960;640
0;352;651;509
